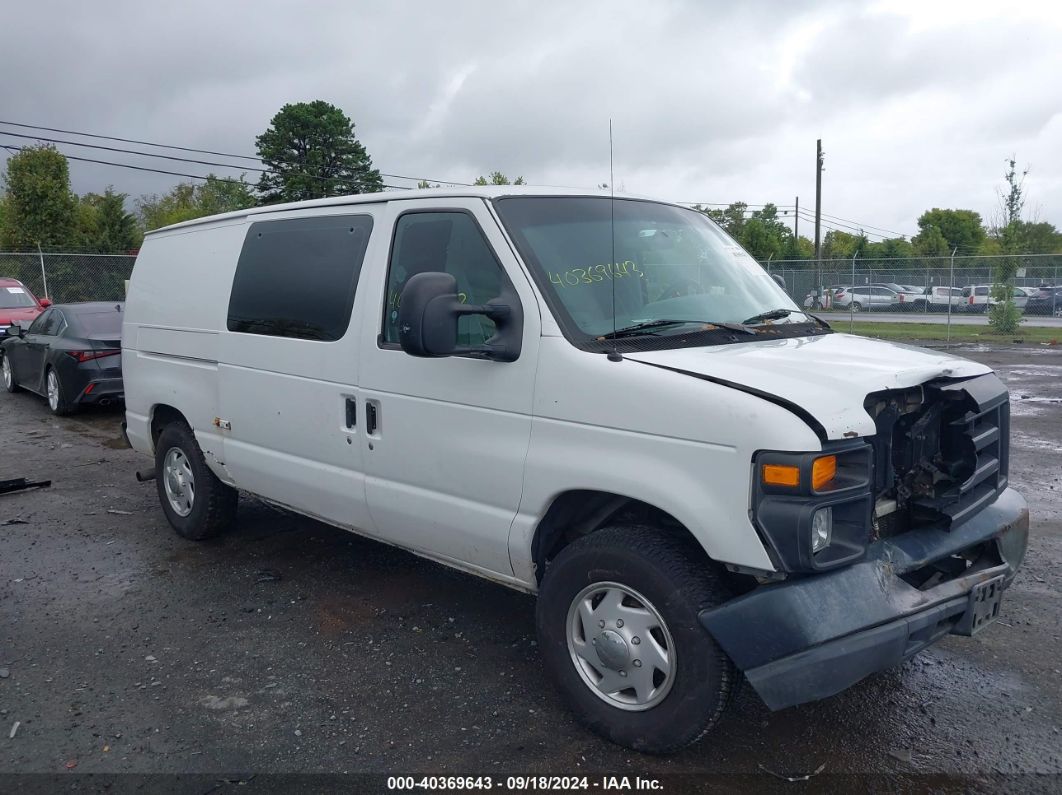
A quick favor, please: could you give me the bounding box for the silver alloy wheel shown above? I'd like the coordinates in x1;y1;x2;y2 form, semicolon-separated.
47;370;60;411
566;581;676;711
2;356;11;389
162;447;195;517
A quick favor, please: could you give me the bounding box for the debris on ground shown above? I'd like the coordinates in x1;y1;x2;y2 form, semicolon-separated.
0;478;51;496
8;722;19;739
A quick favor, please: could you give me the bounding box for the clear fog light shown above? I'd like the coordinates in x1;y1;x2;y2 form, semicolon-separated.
811;507;833;553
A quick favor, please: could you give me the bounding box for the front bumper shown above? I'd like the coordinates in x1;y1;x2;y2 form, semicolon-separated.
700;487;1029;711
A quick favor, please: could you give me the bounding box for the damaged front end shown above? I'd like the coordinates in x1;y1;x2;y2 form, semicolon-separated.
866;372;1010;535
701;372;1029;711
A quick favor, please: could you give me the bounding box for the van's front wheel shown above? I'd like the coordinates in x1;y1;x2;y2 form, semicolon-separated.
155;422;237;540
536;526;736;754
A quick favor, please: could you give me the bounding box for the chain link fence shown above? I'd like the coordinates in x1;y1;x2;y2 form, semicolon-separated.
0;252;136;304
2;250;1060;317
763;254;1062;316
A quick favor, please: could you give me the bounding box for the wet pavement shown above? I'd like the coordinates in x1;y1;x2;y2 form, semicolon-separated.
0;345;1060;788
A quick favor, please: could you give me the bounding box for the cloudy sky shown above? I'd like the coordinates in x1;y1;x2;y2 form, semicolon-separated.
1;0;1060;240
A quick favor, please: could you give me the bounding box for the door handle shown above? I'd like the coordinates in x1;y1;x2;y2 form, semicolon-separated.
345;398;357;429
365;401;379;436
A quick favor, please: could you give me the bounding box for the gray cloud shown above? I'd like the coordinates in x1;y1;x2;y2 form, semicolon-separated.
1;0;1060;238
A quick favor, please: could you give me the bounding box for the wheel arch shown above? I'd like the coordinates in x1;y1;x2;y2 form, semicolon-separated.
530;489;722;587
150;403;190;451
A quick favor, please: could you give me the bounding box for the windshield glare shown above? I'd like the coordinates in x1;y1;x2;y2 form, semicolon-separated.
494;197;799;338
0;286;37;309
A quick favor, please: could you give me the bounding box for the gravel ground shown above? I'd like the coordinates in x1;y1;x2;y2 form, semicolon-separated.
0;344;1060;789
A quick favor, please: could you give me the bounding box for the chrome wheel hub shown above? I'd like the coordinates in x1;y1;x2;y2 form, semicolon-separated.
566;581;676;711
47;371;59;410
2;357;11;388
162;447;195;517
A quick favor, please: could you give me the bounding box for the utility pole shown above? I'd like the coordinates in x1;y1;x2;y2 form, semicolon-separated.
814;140;823;262
794;196;799;240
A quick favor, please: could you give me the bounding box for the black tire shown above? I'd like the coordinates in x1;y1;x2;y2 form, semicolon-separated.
536;525;736;754
46;367;75;416
851;302;862;312
154;422;237;540
1;352;21;393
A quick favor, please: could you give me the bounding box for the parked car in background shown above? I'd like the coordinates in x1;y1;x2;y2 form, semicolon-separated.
961;285;1029;312
1;302;124;415
962;285;991;312
869;283;922;310
1025;286;1062;316
0;278;51;338
802;285;849;309
916;286;964;312
832;285;900;311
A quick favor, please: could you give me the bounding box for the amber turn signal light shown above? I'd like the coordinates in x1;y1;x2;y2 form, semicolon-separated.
812;455;837;491
762;463;800;487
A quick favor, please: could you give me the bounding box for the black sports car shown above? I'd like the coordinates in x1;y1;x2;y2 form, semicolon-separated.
1;302;124;415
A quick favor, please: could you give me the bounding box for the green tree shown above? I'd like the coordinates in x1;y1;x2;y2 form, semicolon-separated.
1;144;77;249
989;157;1029;333
821;230;868;260
473;171;525;185
255;101;382;203
912;208;986;255
95;188;140;252
137;175;256;231
696;202;794;260
864;237;915;259
912;225;950;257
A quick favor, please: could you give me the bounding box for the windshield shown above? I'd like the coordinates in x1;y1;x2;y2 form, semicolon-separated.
493;197;801;339
0;286;37;309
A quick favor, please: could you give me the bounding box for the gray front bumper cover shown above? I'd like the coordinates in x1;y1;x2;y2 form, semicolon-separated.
699;487;1029;710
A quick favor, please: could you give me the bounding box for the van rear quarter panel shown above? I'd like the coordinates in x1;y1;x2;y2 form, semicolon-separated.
122;220;248;468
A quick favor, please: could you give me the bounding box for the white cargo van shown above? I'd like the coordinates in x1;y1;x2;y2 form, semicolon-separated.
123;188;1028;753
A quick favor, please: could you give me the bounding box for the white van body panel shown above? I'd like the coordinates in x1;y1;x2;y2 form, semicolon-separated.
122;221;249;473
625;333;991;440
355;198;542;577
507;337;819;582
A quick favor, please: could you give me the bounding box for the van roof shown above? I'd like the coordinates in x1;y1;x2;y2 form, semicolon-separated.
145;185;660;236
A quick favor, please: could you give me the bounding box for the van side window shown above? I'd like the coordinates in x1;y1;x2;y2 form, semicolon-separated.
382;211;510;346
227;215;374;342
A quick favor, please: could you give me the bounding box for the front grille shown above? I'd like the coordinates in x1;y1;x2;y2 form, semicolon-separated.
929;395;1009;526
867;373;1010;534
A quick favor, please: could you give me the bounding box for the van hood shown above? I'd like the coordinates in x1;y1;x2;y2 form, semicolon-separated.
623;332;992;440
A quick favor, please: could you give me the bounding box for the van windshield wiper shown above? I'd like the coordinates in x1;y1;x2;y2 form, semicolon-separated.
742;308;831;330
598;319;756;340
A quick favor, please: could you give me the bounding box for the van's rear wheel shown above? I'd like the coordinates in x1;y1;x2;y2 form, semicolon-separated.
536;526;736;754
155;422;237;540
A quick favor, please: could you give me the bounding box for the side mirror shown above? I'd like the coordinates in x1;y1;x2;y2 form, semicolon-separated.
13;322;26;338
770;274;787;291
397;272;522;362
38;298;52;308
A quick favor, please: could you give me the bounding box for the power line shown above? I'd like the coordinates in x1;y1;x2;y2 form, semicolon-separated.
0;143;409;191
0;129;268;173
0;118;475;187
817;210;907;238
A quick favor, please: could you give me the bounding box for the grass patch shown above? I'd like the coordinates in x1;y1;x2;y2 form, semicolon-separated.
834;321;1061;345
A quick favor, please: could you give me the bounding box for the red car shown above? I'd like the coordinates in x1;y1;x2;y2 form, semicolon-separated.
0;278;51;338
